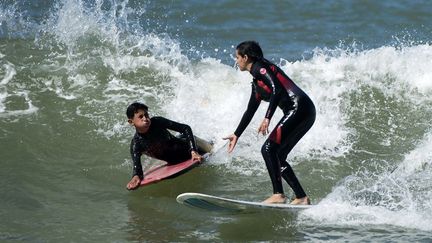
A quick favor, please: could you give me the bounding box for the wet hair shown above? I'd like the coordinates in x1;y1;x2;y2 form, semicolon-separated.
236;41;264;62
126;102;148;119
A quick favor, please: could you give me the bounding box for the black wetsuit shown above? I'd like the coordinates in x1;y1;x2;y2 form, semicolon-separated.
234;59;316;198
130;116;198;180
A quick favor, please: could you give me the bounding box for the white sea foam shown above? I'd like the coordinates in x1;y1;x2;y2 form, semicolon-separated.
288;44;432;231
301;166;432;231
0;59;38;117
0;91;38;118
0;61;15;86
301;198;432;231
300;129;432;231
396;131;432;175
0;60;14;113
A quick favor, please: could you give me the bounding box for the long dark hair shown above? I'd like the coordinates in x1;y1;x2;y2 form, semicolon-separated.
236;41;264;62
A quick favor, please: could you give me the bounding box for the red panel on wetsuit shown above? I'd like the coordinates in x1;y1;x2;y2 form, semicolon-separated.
269;125;283;144
257;80;272;94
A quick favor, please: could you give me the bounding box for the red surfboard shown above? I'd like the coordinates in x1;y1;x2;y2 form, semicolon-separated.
140;153;209;187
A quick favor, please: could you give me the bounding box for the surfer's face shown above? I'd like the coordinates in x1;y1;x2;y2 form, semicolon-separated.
129;109;151;133
236;50;249;71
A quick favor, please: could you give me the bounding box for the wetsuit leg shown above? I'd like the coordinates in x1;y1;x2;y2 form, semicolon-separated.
194;136;213;154
261;139;284;194
161;135;193;165
265;100;316;198
176;134;212;155
164;140;192;165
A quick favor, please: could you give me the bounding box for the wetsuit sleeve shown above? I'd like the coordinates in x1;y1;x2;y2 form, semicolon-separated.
130;138;144;180
253;63;283;120
234;82;261;137
155;117;198;152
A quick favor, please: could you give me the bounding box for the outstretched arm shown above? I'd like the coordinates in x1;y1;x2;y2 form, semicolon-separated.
233;83;261;138
224;83;261;153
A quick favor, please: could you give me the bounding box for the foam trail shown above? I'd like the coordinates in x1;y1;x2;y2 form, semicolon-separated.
395;131;432;175
0;91;39;118
301;168;432;231
290;44;432;231
0;58;38;117
0;60;15;113
300;130;432;231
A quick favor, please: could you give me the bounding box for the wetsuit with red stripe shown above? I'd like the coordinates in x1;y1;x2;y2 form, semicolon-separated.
234;58;316;198
130;116;198;180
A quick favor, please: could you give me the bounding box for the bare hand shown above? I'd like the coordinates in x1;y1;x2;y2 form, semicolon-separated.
223;134;238;153
257;118;270;135
126;175;141;190
191;151;202;163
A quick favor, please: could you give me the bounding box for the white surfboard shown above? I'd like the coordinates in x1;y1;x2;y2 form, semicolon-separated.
176;192;313;212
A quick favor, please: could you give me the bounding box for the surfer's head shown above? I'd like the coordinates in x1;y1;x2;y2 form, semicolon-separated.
127;102;151;133
236;41;263;71
126;102;148;119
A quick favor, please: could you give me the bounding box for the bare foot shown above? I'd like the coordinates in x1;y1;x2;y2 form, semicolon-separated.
262;194;287;204
290;196;311;205
126;175;141;190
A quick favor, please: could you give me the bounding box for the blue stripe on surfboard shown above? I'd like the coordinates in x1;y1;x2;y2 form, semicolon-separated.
182;198;242;212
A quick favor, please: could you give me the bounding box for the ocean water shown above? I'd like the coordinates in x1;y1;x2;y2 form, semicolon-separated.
1;0;432;241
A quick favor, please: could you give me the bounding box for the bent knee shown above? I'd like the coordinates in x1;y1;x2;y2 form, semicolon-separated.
261;140;277;156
